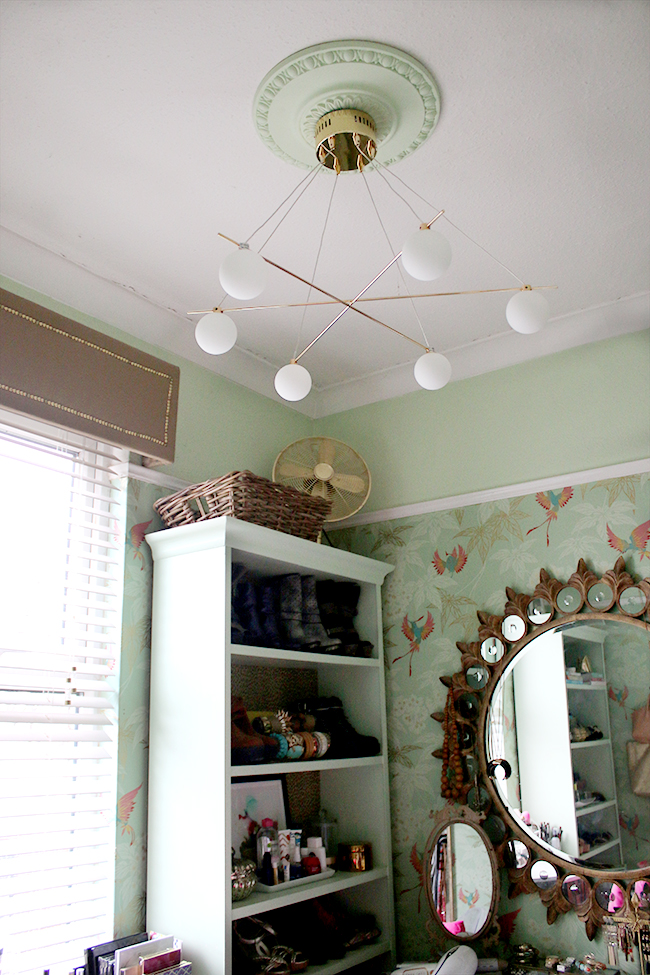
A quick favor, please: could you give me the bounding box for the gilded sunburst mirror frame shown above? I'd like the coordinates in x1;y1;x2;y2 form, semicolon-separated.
430;557;650;940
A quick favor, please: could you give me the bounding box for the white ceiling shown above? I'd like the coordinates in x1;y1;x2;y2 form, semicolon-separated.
1;0;649;419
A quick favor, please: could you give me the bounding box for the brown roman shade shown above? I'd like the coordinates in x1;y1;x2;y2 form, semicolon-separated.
0;288;179;464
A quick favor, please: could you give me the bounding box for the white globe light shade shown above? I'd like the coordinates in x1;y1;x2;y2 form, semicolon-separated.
274;363;312;402
506;289;550;334
218;247;266;300
401;228;452;281
414;351;452;390
194;311;237;355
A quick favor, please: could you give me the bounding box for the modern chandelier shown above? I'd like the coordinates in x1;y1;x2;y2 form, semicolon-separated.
190;41;554;403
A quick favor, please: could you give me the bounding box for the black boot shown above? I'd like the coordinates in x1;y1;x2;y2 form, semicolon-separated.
301;575;342;653
278;574;307;650
231;564;265;647
316;581;373;657
258;578;283;648
289;696;380;759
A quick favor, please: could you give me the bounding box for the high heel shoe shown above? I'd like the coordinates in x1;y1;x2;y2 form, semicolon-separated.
233;917;308;973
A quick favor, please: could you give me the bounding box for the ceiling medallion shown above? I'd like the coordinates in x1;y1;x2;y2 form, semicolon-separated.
252;40;441;169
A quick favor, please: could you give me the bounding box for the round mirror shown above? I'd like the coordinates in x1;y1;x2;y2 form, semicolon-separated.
527;597;553;624
587;582;614;610
594;880;626;913
425;820;498;941
556;585;583;612
618;585;647;615
531;860;558;889
466;664;490;689
481;637;505;663
502;614;526;641
562;874;590;907
634;879;650;909
485;616;650;871
457;693;480;719
506;839;529;869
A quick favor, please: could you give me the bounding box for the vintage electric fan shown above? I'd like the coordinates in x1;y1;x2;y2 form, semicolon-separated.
273;436;371;522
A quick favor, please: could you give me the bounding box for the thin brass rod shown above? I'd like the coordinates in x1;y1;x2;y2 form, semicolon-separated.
295;251;404;362
256;251;428;352
187;284;557;316
426;211;444;228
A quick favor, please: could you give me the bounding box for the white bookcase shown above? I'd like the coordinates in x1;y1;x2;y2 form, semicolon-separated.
145;516;395;975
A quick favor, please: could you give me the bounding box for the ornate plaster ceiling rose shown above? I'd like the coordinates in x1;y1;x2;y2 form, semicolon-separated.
252;40;441;169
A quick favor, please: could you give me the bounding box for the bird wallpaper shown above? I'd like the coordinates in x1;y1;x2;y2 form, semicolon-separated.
113;470;649;970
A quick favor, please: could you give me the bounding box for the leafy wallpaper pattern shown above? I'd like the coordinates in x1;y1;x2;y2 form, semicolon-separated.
112;473;649;970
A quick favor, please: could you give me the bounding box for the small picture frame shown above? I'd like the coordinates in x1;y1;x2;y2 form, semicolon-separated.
85;933;148;975
231;776;288;861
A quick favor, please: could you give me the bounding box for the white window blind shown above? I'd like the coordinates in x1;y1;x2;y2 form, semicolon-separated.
0;410;127;975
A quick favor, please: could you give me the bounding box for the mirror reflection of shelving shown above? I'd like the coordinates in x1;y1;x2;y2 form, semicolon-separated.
564;625;622;868
504;624;622;867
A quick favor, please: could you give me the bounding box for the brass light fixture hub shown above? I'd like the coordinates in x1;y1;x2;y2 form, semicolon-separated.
315;108;377;173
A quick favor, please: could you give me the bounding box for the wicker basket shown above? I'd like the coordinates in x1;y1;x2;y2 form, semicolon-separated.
154;470;332;542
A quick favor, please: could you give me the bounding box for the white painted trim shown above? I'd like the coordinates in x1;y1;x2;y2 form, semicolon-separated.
336;458;650;527
113;461;191;491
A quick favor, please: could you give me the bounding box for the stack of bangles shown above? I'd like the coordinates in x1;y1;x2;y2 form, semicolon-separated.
251;711;331;761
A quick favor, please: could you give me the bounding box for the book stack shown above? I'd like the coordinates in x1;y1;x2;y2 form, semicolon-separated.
86;934;190;975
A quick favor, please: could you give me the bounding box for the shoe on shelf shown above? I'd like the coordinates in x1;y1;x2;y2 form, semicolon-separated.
278;574;310;650
258;578;283;649
231;564;265;646
288;696;380;760
316;580;373;657
301;575;342;653
231;696;279;763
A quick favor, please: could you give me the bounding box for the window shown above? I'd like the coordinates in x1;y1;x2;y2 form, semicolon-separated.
0;411;127;975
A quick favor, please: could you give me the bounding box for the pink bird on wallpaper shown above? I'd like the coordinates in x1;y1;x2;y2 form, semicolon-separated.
128;519;153;569
619;813;641;848
526;487;573;546
459;887;479;908
608;685;629;717
398;843;426;910
606;519;650;560
117;783;142;844
432;546;467;575
393;612;435;676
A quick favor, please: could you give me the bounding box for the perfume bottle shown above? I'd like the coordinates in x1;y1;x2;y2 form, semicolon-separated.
256;818;278;869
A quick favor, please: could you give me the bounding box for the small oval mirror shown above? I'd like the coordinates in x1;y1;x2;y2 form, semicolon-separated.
481;636;505;663
502;614;526;641
594;880;626;913
527;597;553;624
531;860;558;889
562;874;590;907
425;819;498;941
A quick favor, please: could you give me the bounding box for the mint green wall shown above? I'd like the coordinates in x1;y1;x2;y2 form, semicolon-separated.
0;276;312;483
316;330;650;513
